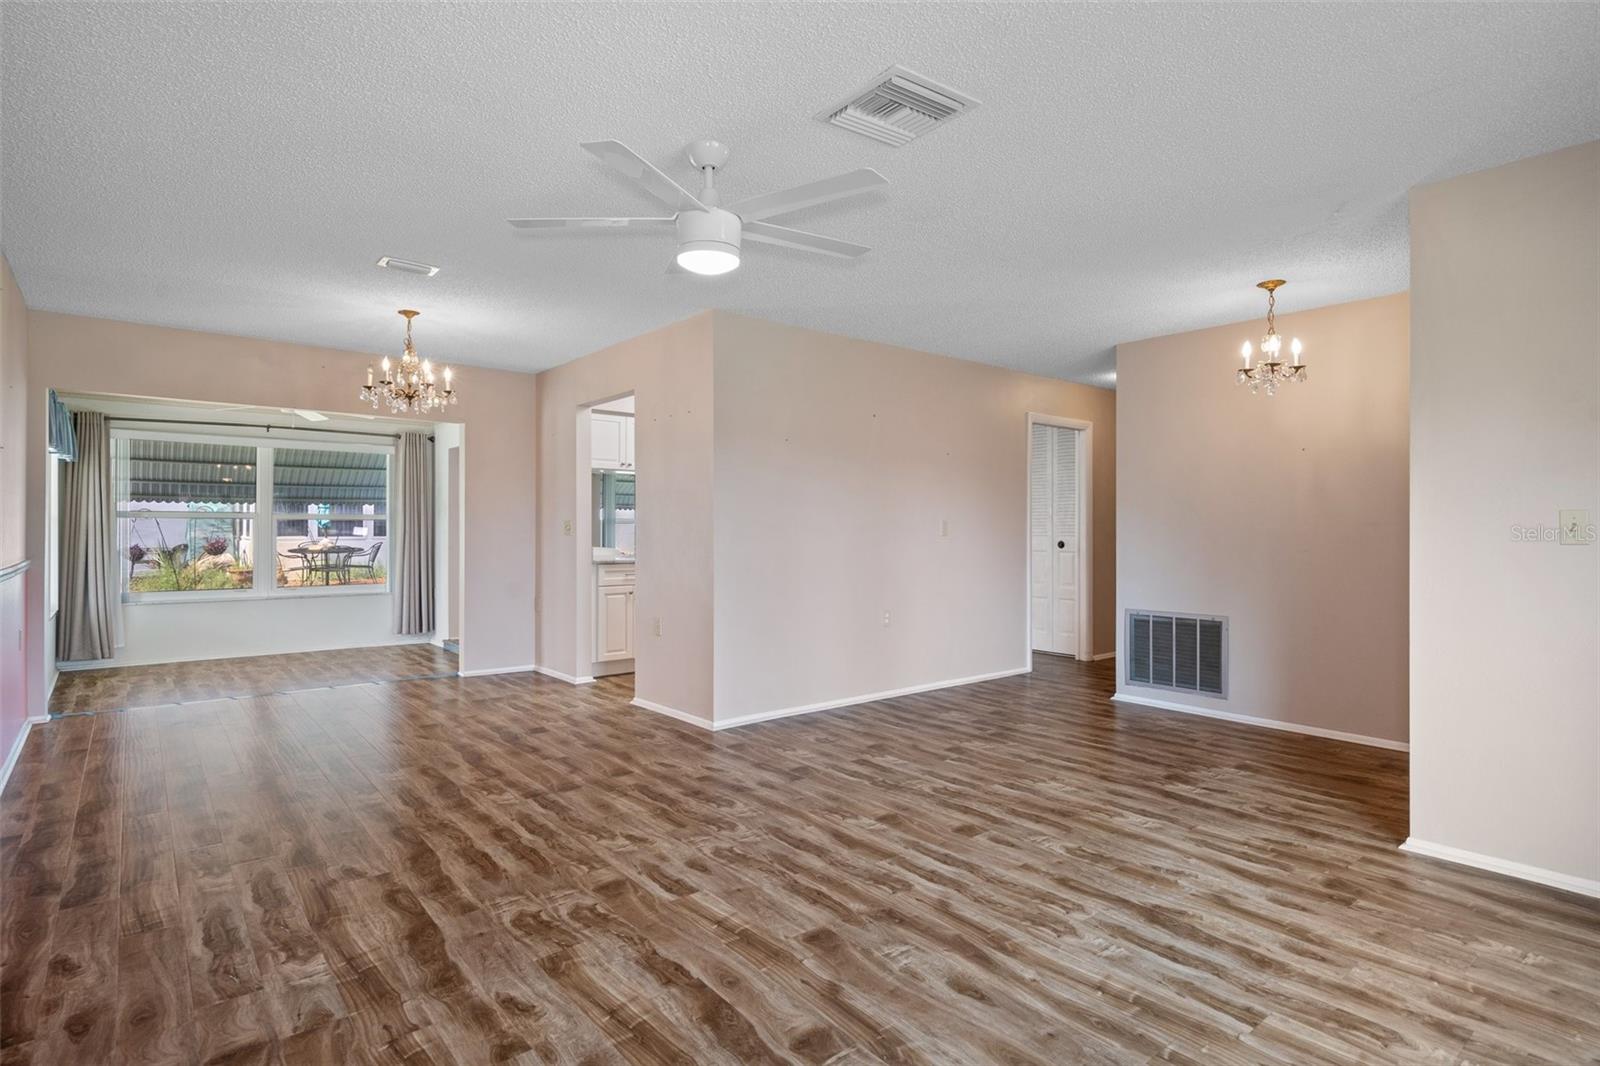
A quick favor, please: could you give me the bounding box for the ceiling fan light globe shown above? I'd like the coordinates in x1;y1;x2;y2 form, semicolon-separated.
676;244;740;276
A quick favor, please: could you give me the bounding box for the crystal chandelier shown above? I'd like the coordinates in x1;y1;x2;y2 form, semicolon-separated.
1235;279;1307;396
360;309;458;414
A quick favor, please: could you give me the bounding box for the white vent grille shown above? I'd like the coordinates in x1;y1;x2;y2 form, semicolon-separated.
1127;611;1227;697
818;66;978;147
376;256;440;277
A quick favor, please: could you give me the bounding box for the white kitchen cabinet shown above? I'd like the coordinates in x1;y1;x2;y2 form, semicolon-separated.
595;564;635;662
591;412;634;470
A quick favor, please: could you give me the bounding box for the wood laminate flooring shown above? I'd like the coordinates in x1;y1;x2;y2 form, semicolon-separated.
3;655;1597;1065
49;644;460;716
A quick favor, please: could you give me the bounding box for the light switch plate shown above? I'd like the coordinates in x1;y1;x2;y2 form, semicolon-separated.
1558;510;1593;545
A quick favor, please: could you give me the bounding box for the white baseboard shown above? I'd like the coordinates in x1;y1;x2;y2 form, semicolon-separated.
1110;691;1409;752
716;667;1031;731
1400;837;1600;899
534;665;595;684
1092;651;1115;661
458;663;537;678
1;717;48;794
459;664;597;684
630;697;714;730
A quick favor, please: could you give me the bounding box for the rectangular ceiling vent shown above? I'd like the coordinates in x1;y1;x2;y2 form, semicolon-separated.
818;65;978;147
375;256;439;277
1127;611;1227;698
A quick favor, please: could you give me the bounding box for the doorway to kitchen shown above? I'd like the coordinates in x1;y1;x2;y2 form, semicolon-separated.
1027;415;1092;662
580;394;636;684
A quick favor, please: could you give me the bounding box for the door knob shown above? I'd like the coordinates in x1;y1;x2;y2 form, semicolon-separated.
1057;540;1065;549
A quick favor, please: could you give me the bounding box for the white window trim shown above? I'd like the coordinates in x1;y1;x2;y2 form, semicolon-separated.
111;424;395;605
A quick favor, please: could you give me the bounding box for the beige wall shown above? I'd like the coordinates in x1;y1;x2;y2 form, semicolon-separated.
534;313;715;720
22;311;539;708
1409;141;1599;887
1;255;26;568
1115;292;1410;745
711;313;1116;723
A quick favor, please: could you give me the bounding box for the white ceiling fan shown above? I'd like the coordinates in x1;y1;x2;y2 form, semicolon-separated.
508;139;887;276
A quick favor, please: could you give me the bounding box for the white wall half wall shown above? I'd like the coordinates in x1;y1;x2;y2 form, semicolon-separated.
1115;292;1410;748
1408;140;1599;895
86;594;430;669
710;313;1117;726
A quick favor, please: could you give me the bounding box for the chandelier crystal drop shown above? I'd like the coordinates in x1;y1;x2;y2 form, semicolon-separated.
360;309;458;414
1235;279;1307;396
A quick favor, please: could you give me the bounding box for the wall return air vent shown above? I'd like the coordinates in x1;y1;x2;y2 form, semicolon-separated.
817;66;979;147
1127;610;1227;697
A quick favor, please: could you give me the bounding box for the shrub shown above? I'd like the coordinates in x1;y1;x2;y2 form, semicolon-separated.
202;536;229;556
127;544;147;563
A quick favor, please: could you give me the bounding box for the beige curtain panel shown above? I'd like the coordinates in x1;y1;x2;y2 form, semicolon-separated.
57;410;117;662
392;431;435;635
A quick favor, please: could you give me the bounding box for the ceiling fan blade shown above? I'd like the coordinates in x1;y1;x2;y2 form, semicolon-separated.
727;168;887;222
508;217;674;229
581;140;706;212
742;221;871;259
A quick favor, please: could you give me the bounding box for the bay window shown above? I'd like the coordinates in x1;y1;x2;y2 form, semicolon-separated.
113;428;391;600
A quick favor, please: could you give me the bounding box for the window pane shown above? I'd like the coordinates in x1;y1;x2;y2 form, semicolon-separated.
117;438;258;594
272;447;388;588
591;471;636;552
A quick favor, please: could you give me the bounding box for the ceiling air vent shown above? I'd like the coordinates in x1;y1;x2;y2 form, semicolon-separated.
376;256;440;277
817;66;978;147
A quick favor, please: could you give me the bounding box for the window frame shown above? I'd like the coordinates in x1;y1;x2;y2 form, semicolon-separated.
111;425;395;605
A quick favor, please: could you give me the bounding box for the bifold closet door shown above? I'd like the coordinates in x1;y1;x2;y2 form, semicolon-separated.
1029;423;1080;657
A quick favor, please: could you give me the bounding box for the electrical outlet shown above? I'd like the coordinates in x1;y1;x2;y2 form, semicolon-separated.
882;610;891;627
653;617;662;637
562;519;573;536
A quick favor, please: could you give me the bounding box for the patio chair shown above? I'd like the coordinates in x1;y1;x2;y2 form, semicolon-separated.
277;550;308;586
323;545;359;584
346;541;383;581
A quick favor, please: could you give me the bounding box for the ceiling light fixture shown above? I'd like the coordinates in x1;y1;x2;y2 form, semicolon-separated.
508;138;883;276
1235;280;1308;396
360;309;458;414
674;142;740;275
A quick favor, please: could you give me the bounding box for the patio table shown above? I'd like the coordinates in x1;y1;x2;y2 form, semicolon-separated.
296;545;359;585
